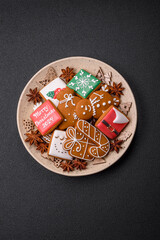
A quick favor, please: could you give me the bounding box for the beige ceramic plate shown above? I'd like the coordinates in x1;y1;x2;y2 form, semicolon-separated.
17;57;137;176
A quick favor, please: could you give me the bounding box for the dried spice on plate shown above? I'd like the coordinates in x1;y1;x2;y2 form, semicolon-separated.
60;160;74;172
110;82;125;97
73;159;87;170
26;88;42;104
110;139;123;153
25;130;43;146
36;142;48;154
60;67;75;83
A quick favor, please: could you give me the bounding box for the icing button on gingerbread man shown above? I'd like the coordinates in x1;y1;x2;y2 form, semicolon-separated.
75;90;120;120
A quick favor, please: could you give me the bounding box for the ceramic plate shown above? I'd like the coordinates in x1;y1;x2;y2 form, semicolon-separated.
17;57;137;176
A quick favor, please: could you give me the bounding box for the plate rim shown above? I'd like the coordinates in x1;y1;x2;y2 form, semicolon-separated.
17;56;138;177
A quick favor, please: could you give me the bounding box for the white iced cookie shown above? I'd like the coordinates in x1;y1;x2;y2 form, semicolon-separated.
39;77;66;107
48;130;73;160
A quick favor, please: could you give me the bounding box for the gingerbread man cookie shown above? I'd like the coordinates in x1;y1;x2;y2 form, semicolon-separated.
75;90;120;120
76;120;110;158
63;126;95;161
56;87;81;130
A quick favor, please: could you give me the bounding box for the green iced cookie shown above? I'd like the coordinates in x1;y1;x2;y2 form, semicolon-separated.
67;69;101;98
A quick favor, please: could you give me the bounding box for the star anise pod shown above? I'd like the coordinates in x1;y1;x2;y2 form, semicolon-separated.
60;67;75;83
110;139;123;153
73;159;87;170
60;160;74;172
36;142;48;154
26;88;42;104
25;130;43;146
110;82;125;97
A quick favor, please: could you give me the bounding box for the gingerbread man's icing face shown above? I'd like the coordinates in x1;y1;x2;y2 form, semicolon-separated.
76;99;93;120
75;91;120;120
56;87;81;129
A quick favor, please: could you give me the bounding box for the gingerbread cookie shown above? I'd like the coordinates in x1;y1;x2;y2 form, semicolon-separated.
67;69;101;98
39;77;66;107
30;100;63;135
63;127;95;161
75;90;120;120
56;87;81;129
95;106;129;139
48;130;73;160
76;120;110;158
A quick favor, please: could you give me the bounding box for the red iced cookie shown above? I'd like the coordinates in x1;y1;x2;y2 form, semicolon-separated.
30;100;63;135
95;106;129;139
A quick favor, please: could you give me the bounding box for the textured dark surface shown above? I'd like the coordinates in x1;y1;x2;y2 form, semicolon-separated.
0;0;160;239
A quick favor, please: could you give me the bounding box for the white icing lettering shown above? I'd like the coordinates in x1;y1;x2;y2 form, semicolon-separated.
33;106;49;118
34;109;56;127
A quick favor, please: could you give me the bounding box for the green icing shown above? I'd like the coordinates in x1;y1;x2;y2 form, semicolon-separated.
46;91;55;98
67;69;101;98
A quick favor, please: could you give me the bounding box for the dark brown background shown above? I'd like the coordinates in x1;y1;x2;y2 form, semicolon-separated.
0;0;160;239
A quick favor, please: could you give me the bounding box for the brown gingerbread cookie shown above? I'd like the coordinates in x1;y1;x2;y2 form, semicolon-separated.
76;120;110;158
56;87;81;129
75;90;120;120
63;126;95;161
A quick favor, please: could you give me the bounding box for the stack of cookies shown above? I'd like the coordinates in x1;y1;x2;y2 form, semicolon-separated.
26;68;130;171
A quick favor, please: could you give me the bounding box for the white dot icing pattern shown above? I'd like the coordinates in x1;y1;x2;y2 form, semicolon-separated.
49;130;73;160
76;120;110;158
63;127;94;161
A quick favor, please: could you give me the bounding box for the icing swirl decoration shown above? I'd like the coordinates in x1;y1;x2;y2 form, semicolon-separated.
89;96;101;116
63;126;95;161
76;120;110;158
63;127;83;152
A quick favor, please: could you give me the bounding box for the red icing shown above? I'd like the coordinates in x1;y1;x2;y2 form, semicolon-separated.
30;100;62;135
53;88;65;99
96;107;129;139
